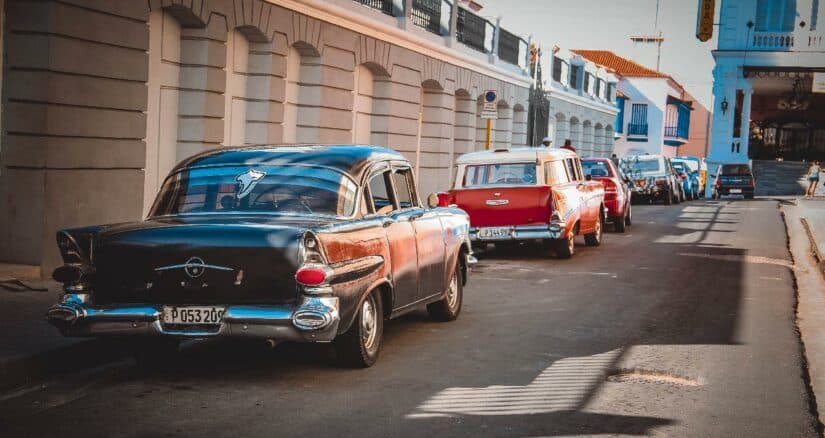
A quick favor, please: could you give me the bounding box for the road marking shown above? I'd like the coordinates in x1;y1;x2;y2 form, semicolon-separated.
406;349;621;418
677;252;794;269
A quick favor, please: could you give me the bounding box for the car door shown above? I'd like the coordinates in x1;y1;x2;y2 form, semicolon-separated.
389;165;446;300
365;166;418;308
551;158;582;231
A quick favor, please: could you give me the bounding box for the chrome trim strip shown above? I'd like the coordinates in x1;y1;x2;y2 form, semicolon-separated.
154;263;234;272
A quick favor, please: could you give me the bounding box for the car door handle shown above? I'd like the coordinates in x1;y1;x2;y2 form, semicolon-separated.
381;218;393;228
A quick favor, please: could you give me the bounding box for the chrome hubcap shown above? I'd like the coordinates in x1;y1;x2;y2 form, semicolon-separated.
360;295;378;351
446;273;459;310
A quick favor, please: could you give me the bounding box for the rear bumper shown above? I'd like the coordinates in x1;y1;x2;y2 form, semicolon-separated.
631;185;667;197
717;186;754;195
469;222;566;242
46;293;340;342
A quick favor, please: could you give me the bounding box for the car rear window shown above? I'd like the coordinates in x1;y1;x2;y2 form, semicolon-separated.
463;163;538;187
581;160;614;177
721;164;752;175
151;165;358;217
620;157;662;174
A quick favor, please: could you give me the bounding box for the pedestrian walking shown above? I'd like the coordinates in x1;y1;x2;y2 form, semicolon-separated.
561;139;577;154
611;153;619;167
806;160;822;197
541;137;552;147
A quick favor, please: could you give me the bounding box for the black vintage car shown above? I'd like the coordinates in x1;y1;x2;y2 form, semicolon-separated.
47;145;474;368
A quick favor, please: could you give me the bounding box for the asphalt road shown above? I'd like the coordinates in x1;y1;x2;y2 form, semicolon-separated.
0;200;818;437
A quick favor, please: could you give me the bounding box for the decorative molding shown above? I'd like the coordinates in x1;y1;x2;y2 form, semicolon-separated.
356;35;392;75
290;13;323;56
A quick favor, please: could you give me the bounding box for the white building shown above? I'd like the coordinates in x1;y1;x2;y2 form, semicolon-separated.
545;48;620;158
573;50;703;159
707;0;825;194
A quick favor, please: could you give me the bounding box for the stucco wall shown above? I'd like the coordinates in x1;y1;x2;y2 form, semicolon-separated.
0;0;530;273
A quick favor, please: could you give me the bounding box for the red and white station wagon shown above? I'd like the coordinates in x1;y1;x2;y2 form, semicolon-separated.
438;147;606;258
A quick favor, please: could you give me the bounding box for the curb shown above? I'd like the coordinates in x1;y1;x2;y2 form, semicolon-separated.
0;339;129;391
800;217;825;275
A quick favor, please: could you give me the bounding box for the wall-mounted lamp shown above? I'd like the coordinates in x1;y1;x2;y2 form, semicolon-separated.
720;97;729;115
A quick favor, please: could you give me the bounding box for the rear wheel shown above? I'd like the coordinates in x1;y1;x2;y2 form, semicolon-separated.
625;203;633;226
554;230;576;259
334;289;383;368
615;207;627;233
584;211;603;246
427;263;463;322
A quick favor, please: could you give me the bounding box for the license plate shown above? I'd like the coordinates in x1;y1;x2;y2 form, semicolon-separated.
729;189;742;194
162;306;225;325
478;227;511;240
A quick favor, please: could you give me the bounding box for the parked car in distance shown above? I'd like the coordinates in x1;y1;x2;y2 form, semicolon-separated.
671;159;700;200
47;145;474;368
712;163;755;199
619;155;682;205
673;155;706;196
581;158;632;232
439;147;605;258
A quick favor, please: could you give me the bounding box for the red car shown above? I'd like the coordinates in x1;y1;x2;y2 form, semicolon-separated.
581;158;632;232
439;148;605;258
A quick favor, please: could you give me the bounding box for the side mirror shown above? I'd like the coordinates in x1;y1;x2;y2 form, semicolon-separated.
426;193;439;209
585;174;593;181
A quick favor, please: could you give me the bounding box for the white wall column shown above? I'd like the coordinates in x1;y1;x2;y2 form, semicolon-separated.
739;88;753;158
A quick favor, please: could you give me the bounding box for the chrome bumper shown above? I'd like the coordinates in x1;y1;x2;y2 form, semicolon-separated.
46;294;340;342
469;222;566;242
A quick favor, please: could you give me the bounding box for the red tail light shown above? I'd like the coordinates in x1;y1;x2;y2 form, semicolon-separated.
750;177;755;186
601;179;618;200
655;179;667;185
680;174;687;179
295;266;330;286
437;191;453;207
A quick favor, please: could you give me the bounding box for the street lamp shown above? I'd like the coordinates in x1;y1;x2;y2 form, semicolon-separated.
720;97;729;115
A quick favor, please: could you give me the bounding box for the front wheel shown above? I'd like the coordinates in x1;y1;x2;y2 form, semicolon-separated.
427;263;463;322
334;289;383;368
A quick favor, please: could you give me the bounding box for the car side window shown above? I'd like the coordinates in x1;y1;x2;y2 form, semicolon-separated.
574;158;585;180
565;158;579;181
391;168;417;209
544;160;570;185
367;171;394;215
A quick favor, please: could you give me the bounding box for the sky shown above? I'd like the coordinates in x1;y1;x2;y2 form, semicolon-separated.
480;0;720;108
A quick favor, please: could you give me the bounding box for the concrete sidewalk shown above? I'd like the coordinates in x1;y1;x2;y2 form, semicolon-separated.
0;269;127;390
784;197;825;430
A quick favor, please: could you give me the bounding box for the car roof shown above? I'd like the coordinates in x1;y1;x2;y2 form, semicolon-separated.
455;147;577;165
171;144;406;179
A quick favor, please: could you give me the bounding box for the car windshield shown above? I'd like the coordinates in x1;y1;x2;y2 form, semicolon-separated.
671;162;688;174
676;159;700;173
721;164;752;175
621;157;662;175
581;160;613;177
150;165;358;217
463;162;538;187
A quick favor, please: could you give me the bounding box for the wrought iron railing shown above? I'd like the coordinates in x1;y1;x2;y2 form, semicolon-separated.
497;29;519;65
411;0;445;35
354;0;395;16
456;7;489;52
628;123;648;137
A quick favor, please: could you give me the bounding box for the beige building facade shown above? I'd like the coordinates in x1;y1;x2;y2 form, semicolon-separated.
0;0;536;274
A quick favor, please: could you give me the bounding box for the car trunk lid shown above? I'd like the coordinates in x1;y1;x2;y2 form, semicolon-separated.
451;186;552;227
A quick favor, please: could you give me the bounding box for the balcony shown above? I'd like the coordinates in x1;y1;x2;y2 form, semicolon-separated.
663;99;691;146
627;123;648;138
350;0;528;70
747;31;825;51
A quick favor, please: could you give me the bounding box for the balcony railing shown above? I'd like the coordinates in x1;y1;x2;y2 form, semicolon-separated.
456;7;492;53
354;0;395;16
411;0;449;35
749;31;825;51
627;123;648;137
350;0;528;69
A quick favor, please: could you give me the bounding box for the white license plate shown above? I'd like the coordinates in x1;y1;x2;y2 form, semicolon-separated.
162;306;225;325
478;227;511;239
729;189;742;194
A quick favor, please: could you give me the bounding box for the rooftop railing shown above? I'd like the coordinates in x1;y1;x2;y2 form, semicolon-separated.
351;0;528;69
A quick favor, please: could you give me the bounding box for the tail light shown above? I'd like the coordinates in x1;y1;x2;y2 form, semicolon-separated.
680;174;687;179
750;177;755;186
602;179;618;200
716;178;722;187
295;265;332;286
437;192;453;207
655;179;667;185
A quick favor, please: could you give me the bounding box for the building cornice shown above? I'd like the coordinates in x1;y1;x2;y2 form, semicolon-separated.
547;86;619;116
268;0;532;88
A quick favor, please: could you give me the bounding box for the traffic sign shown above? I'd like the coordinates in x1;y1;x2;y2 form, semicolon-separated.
481;90;498;119
696;0;715;42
